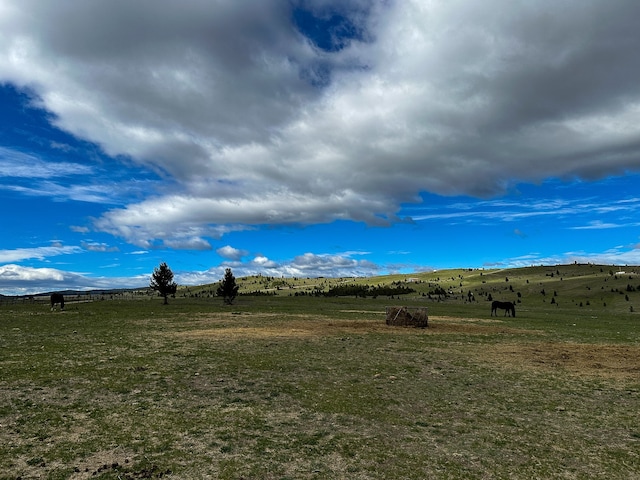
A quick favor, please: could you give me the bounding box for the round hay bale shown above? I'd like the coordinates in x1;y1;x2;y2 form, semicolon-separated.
385;306;428;328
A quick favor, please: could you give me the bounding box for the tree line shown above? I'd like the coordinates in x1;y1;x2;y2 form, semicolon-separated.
150;263;417;305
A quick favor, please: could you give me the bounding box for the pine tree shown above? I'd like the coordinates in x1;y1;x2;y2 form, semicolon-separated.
150;262;178;305
217;268;239;305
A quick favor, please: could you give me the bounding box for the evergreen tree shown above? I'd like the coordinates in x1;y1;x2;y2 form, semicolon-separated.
217;268;239;305
150;262;178;305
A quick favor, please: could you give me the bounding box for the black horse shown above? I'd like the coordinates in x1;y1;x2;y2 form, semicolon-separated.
491;300;515;317
50;293;65;311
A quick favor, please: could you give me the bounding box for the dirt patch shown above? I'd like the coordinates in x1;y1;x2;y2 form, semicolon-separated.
176;317;388;340
475;342;640;380
174;314;534;340
427;316;538;335
173;314;639;380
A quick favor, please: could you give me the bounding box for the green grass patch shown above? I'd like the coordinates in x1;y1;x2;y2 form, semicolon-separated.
2;265;640;478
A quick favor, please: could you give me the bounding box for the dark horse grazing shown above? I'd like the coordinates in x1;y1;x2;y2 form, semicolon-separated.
491;300;515;317
50;293;65;311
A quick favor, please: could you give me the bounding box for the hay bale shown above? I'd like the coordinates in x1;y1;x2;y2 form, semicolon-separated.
385;306;428;328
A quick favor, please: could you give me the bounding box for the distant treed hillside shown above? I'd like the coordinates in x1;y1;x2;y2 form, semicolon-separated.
177;264;640;314
6;264;640;315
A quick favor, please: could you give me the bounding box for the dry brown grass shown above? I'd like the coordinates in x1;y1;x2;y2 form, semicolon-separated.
476;342;640;380
174;313;640;381
174;312;395;340
173;313;532;339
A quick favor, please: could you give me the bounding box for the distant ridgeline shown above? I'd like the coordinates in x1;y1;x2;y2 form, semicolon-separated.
0;288;150;305
323;284;415;298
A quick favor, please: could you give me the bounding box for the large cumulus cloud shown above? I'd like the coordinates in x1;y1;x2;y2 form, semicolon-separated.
2;0;640;248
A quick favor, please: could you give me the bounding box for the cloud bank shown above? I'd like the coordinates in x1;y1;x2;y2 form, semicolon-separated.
3;0;640;248
0;264;148;296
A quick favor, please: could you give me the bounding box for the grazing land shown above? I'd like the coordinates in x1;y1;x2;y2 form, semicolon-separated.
1;264;639;479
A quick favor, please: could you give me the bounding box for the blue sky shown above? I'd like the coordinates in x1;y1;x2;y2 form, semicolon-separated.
2;0;640;295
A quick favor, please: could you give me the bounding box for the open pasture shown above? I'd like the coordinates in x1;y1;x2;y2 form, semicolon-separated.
1;266;640;479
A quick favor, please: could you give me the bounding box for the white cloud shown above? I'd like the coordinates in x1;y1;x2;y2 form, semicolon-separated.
0;264;65;282
0;245;82;263
571;221;622;230
174;251;382;286
0;148;93;178
93;189;392;240
2;181;120;203
217;245;248;261
80;241;119;253
145;252;377;287
0;264;148;295
497;247;640;269
0;147;160;204
410;195;640;230
3;1;640;247
251;255;278;268
163;237;212;251
239;251;381;278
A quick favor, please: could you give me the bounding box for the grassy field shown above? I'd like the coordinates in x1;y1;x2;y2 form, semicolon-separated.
1;265;639;479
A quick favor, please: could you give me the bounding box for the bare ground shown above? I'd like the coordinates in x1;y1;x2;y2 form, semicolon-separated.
174;313;640;381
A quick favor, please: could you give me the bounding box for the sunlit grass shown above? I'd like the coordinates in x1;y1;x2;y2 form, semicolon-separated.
1;265;640;478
